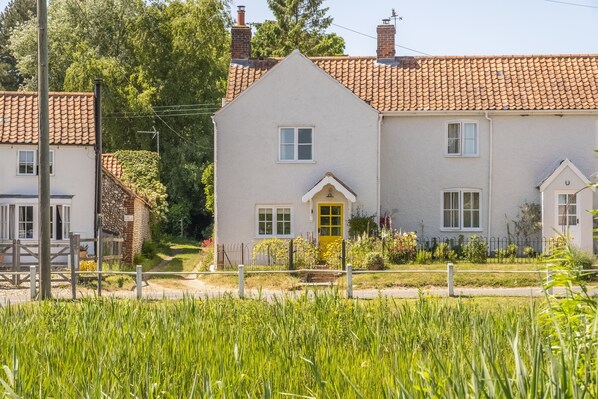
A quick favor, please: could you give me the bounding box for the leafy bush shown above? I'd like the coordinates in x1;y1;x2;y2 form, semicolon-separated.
348;209;378;238
348;233;378;269
364;252;385;270
141;240;157;259
386;231;417;264
523;246;536;258
496;243;518;262
415;250;432;264
79;260;96;272
433;242;457;262
291;236;318;268
252;238;288;266
464;235;488;263
322;239;343;268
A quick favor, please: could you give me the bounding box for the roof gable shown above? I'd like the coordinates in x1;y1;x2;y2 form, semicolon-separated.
538;159;595;192
0;91;95;145
226;54;598;112
218;50;378;117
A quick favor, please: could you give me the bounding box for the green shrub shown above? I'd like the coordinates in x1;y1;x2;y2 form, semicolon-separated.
364;252;385;270
433;242;457;262
252;238;288;266
523;246;536;258
496;243;518;263
141;240;157;259
292;237;318;268
415;250;432;264
464;235;488;263
386;231;417;264
348;233;378;269
348;210;378;238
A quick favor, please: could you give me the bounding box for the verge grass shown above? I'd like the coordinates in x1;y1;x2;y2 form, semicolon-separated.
0;294;595;398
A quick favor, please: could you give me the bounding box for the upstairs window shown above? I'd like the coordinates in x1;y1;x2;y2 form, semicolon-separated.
18;150;35;175
17;150;54;175
279;127;313;161
447;122;478;156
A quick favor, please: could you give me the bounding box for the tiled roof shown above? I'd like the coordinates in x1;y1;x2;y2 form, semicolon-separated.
102;154;123;180
0;91;95;145
225;54;598;112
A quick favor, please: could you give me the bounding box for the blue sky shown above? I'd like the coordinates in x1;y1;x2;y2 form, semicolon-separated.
2;0;597;56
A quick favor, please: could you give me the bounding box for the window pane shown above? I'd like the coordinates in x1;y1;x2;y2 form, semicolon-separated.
443;192;460;228
320;227;330;236
447;123;460;154
331;206;341;215
280;144;294;160
321;216;330;226
280;128;294;144
297;144;312;160
298;128;312;144
19;206;33;239
321;206;330;215
463;123;477;155
331;227;341;236
331;216;341;225
49;151;54;174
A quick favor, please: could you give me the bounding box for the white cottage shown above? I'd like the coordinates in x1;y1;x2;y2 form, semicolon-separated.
0;92;97;250
214;7;598;257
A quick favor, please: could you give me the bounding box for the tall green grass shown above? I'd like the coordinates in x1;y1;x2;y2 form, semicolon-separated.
0;294;595;397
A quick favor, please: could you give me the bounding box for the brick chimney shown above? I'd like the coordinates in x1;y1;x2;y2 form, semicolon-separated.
231;6;251;61
376;19;396;60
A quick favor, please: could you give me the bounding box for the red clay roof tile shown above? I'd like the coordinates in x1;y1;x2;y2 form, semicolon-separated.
0;91;95;145
225;54;598;112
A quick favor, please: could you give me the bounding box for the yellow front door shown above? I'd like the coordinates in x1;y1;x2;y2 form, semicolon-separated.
318;203;343;254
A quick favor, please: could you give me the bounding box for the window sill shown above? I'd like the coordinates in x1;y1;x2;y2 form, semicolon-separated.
440;228;483;233
276;160;316;164
255;235;294;239
444;154;479;158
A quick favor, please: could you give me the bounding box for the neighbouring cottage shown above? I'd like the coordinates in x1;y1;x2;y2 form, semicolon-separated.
214;7;598;261
0;91;97;251
102;153;152;263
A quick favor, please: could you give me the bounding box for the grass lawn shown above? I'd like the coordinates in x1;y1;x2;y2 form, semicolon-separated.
200;262;596;291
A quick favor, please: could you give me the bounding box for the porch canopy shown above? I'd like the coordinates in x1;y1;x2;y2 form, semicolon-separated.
302;172;357;203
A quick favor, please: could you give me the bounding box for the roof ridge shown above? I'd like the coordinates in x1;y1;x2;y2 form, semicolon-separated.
0;91;93;96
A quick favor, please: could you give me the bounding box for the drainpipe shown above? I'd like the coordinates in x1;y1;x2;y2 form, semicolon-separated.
211;116;218;268
484;111;493;238
377;114;382;227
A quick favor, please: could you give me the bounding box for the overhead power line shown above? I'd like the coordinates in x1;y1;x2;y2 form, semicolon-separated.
330;22;431;56
545;0;598;9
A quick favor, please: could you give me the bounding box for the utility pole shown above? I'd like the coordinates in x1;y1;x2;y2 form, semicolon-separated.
37;0;51;299
137;127;160;156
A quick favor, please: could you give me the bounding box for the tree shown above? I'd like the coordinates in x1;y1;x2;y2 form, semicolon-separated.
252;0;345;57
0;0;36;90
8;0;231;238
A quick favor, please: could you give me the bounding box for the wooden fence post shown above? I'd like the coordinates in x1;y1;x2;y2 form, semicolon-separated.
30;265;36;300
238;264;245;299
346;264;353;299
447;262;454;297
12;239;20;285
136;265;143;299
69;233;77;299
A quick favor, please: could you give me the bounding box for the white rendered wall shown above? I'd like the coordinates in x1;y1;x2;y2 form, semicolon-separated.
0;144;96;241
215;52;379;246
381;114;598;248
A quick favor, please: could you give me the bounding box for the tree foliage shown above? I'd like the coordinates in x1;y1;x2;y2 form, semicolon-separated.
7;0;231;237
0;0;35;90
252;0;345;57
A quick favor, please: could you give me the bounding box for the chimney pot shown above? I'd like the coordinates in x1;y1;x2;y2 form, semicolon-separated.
237;5;246;26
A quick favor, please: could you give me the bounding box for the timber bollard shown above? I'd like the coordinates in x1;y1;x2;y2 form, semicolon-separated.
136;265;142;299
30;266;36;300
447;262;454;297
238;264;245;299
346;264;353;299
